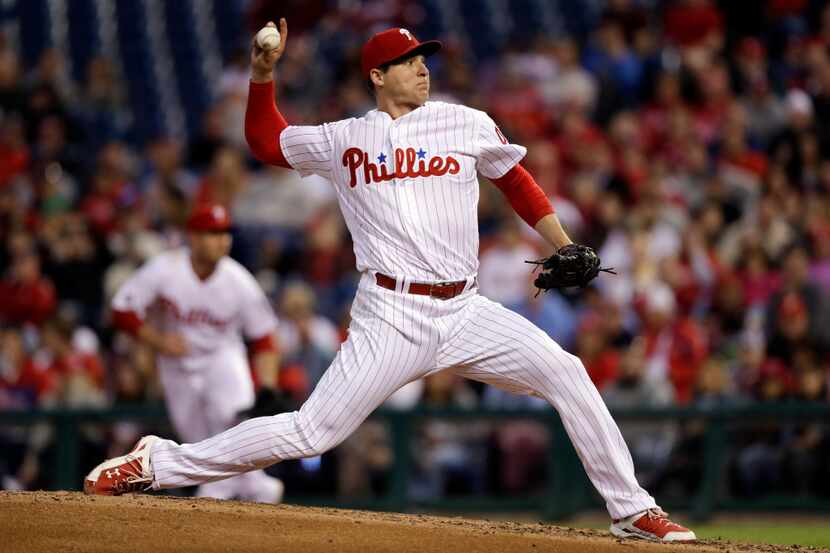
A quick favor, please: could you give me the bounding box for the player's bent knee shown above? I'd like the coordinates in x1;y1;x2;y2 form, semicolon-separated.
298;431;341;458
561;350;590;374
290;414;340;458
537;341;590;377
304;440;332;458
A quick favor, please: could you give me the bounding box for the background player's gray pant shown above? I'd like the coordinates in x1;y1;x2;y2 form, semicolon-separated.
152;272;657;519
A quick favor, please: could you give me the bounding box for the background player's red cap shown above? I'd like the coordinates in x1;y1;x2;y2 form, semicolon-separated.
186;204;232;232
361;28;441;78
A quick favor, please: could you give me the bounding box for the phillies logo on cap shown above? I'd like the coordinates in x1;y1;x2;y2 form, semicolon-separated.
361;28;442;78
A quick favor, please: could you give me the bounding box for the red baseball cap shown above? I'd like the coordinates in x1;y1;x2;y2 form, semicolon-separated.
186;204;232;232
361;28;441;78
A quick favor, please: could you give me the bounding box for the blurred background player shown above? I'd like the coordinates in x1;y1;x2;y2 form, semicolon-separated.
108;203;284;503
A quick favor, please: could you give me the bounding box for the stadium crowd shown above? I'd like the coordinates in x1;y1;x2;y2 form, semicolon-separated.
1;0;830;500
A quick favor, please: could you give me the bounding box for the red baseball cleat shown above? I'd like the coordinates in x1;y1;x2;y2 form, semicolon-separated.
610;508;696;542
84;435;159;496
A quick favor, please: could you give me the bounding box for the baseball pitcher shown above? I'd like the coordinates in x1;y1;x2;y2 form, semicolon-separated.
86;20;694;541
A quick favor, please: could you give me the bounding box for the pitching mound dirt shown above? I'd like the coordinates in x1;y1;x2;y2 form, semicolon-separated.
0;491;823;553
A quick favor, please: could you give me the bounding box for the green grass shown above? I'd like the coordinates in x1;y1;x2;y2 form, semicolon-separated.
693;522;830;548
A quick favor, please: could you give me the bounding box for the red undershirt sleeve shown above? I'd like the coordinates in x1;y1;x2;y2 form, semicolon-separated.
111;309;144;337
250;334;277;354
490;164;555;227
245;80;291;168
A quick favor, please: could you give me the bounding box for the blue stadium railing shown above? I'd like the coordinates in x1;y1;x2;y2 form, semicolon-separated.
3;404;830;521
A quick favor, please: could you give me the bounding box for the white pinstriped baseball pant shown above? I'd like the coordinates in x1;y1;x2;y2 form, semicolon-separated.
151;272;657;519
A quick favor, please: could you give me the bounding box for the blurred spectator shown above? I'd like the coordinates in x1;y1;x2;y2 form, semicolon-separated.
574;313;620;391
809;226;830;293
480;364;551;495
139;137;198;226
639;283;708;403
40;212;113;327
781;366;830;495
76;57;130;150
31;115;83;179
641;71;686;153
738;246;781;310
729;331;767;395
299;205;356;314
188;104;228;171
336;418;393;497
32;313;109;488
336;380;425;498
601;0;649;45
554;110;612;181
767;292;812;371
104;336;160;459
0;250;56;326
103;207;166;304
663;0;723;52
542;37;598;115
36;315;107;408
705;271;748;354
603;338;676;488
0;327;57;409
276;281;340;388
770;88;816;186
411;373;487;499
478;218;537;309
740;74;787;149
694;358;740;407
24;49;77;107
487;60;549;142
0;42;24;114
81;142;136;237
0;114;30;188
513;290;578;352
718;105;768;199
765;245;830;366
583;20;644;111
693;61;734;146
195;146;247;208
0;326;56;491
232;169;336;230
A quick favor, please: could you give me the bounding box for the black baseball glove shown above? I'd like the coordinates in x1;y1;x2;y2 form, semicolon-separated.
526;244;616;294
238;388;296;419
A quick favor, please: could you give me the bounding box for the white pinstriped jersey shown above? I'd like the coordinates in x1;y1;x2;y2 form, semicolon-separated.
280;101;526;281
112;249;278;370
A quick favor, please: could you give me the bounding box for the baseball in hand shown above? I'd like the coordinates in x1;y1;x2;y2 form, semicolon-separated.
256;26;281;51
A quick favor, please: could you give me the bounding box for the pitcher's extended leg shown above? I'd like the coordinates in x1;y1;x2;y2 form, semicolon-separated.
440;295;657;520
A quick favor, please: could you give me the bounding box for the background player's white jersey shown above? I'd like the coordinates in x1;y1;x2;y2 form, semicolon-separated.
112;248;277;370
280;101;526;281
